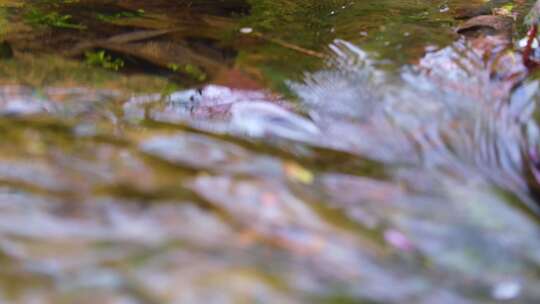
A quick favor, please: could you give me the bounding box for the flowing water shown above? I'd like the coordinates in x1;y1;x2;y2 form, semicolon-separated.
0;1;539;303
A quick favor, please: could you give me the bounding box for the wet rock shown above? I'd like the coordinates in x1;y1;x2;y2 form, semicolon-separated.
457;15;514;40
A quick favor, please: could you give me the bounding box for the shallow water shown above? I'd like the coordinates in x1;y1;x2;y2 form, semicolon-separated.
0;1;539;303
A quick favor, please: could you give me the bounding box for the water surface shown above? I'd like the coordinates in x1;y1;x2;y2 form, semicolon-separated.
0;1;539;303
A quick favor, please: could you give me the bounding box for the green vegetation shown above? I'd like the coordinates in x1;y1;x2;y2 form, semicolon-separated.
168;63;207;81
24;8;85;29
95;9;145;23
84;50;124;71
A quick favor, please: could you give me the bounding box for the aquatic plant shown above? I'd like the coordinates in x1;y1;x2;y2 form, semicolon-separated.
84;50;124;71
24;8;85;29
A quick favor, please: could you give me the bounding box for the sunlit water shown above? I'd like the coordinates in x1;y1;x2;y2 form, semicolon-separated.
0;1;540;303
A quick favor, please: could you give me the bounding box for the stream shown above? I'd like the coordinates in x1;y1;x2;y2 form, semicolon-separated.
0;1;539;303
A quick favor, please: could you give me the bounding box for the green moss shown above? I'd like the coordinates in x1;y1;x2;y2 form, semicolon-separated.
0;54;176;93
95;9;145;23
24;8;85;29
85;50;124;71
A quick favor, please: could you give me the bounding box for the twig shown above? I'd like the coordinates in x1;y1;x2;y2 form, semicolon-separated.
249;31;327;59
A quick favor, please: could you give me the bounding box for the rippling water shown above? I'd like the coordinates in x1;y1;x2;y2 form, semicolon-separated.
0;1;540;303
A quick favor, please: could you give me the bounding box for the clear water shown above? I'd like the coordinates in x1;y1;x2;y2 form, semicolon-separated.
0;1;538;303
